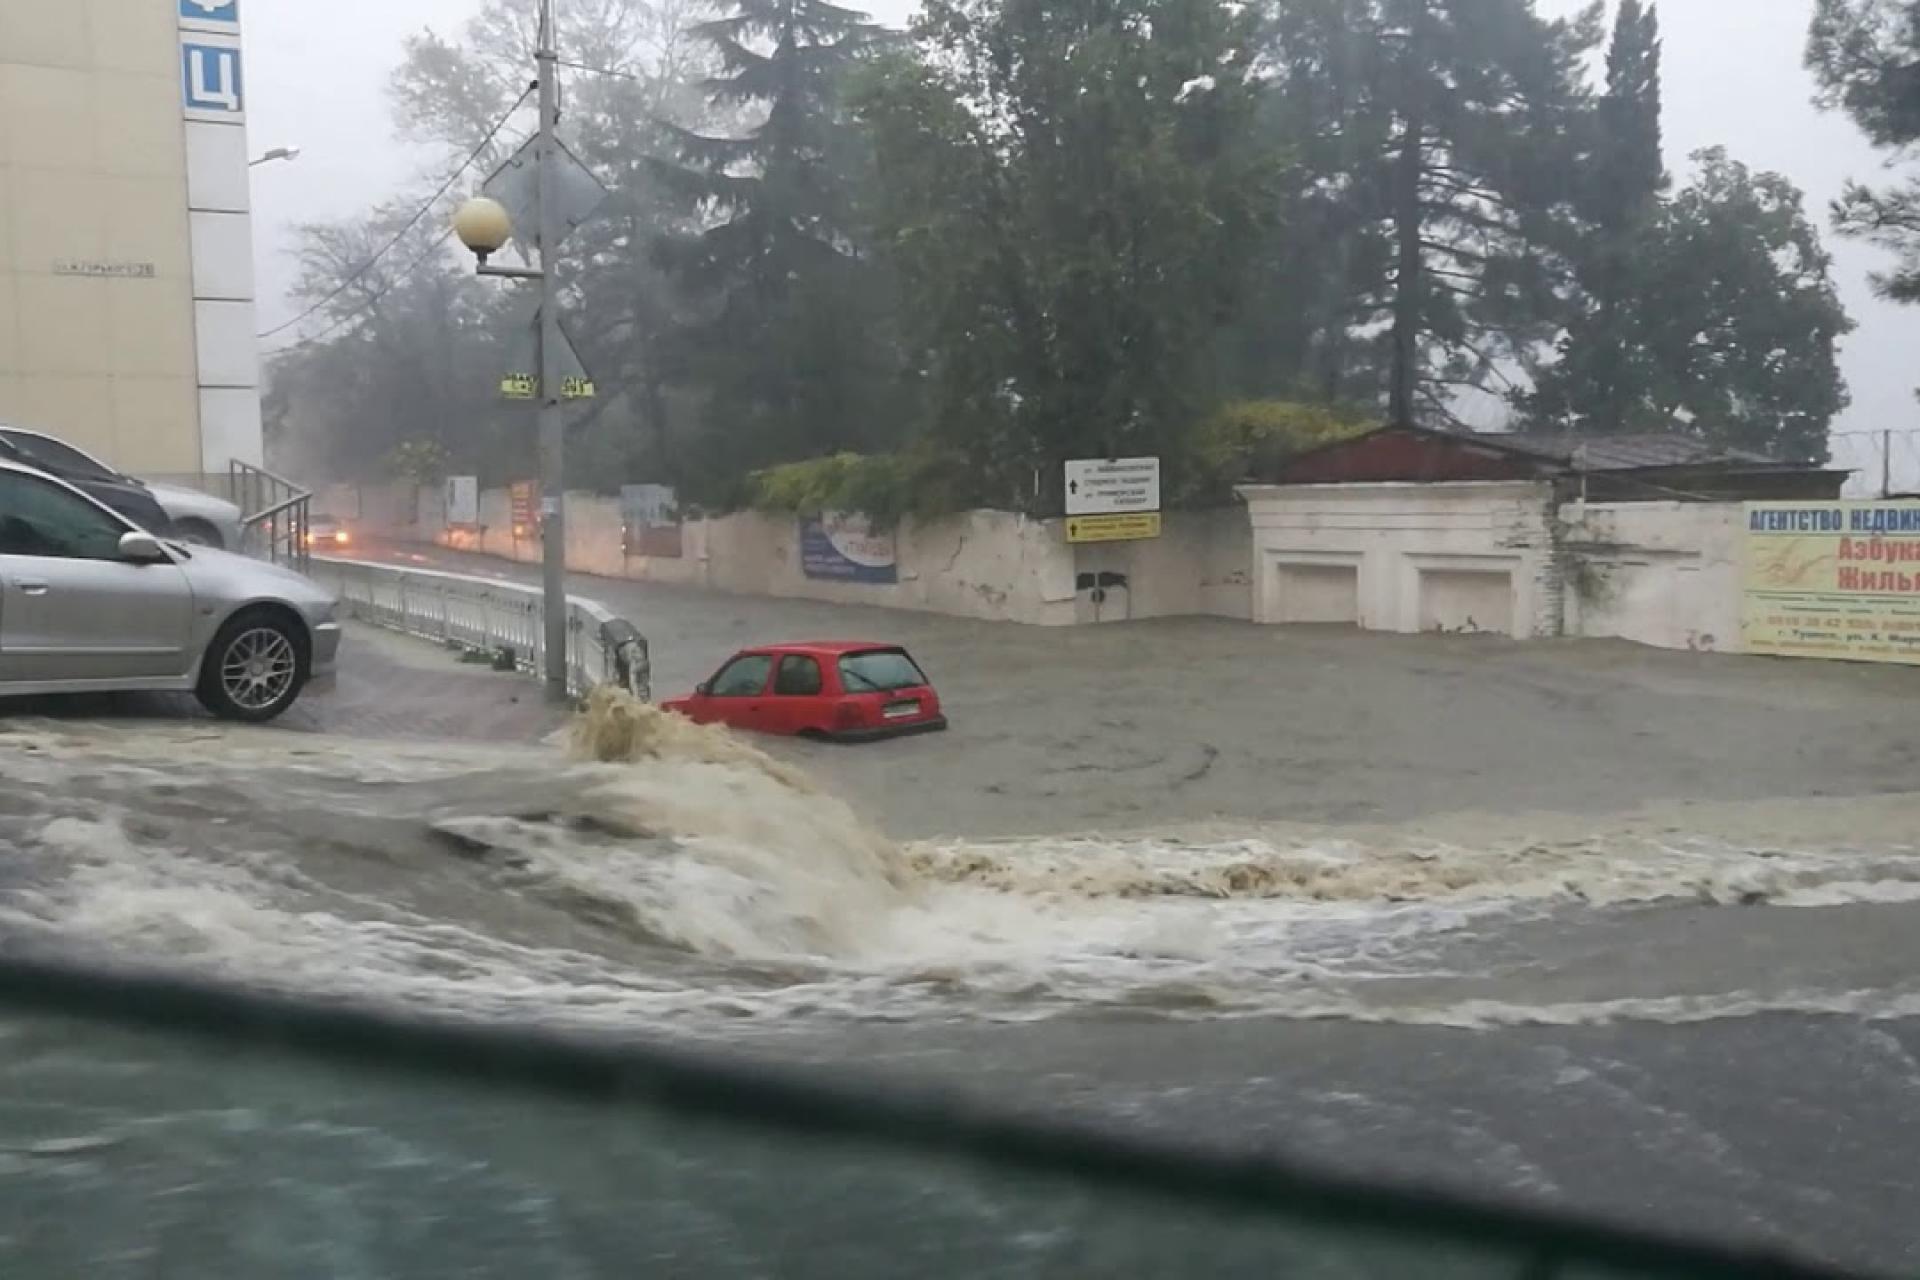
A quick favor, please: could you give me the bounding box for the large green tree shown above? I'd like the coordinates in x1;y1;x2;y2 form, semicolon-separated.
1553;149;1851;462
1529;0;1666;431
1808;0;1920;303
651;0;904;500
1234;0;1599;426
853;0;1280;507
1518;7;1853;458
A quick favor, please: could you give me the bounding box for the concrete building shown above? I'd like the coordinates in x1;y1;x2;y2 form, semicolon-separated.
1238;426;1847;647
0;0;261;490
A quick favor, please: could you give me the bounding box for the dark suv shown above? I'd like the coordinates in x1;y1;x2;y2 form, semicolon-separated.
0;430;175;537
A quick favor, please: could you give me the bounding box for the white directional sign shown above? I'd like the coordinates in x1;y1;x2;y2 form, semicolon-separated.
1065;457;1162;517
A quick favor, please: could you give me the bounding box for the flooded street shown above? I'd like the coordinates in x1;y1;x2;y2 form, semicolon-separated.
4;615;1920;1275
7;707;1920;1034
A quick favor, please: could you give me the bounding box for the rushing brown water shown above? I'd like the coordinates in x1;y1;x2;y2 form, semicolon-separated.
3;697;1920;1033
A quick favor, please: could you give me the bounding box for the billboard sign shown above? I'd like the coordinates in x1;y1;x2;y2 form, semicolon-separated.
1743;500;1920;664
510;482;539;538
622;485;683;558
801;513;897;584
444;476;479;527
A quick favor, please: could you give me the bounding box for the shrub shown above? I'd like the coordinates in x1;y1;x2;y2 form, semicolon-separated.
745;447;980;528
1172;400;1374;505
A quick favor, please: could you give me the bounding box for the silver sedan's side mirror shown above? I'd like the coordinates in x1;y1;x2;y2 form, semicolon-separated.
118;531;166;563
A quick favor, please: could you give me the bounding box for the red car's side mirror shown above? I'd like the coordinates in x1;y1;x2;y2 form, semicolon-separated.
696;681;712;696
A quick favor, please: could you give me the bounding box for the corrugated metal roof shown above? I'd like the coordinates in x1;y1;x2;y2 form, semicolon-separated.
1492;432;1782;470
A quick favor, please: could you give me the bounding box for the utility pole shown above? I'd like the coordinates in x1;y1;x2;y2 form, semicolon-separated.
534;0;568;701
455;0;606;702
1884;428;1894;500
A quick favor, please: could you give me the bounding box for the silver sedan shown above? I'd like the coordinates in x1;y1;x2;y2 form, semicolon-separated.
0;460;340;722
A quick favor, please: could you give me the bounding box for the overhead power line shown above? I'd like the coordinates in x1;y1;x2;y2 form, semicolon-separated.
557;57;642;81
262;225;460;358
257;87;535;344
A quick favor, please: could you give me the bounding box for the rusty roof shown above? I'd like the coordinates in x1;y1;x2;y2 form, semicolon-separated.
1491;432;1784;471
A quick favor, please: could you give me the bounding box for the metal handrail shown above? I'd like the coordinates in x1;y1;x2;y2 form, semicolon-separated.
310;556;650;701
231;459;313;573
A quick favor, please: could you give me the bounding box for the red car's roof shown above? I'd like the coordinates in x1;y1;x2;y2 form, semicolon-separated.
740;640;905;657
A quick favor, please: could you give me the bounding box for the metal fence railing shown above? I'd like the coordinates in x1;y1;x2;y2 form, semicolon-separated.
230;460;313;573
310;556;650;701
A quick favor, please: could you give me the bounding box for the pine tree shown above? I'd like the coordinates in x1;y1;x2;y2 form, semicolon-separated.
1242;0;1599;427
1598;0;1666;215
852;0;1279;504
1527;0;1668;432
1808;0;1920;304
652;0;901;497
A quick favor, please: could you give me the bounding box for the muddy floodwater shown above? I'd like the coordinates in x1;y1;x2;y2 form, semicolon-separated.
3;676;1920;1275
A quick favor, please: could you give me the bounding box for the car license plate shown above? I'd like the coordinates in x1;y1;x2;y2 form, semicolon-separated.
883;701;920;720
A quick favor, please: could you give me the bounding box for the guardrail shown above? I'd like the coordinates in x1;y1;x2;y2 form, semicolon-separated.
310;557;651;702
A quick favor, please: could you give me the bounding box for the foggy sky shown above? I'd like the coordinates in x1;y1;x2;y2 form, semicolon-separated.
244;0;1920;466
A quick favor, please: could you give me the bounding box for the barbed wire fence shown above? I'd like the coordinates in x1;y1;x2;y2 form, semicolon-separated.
1831;429;1920;499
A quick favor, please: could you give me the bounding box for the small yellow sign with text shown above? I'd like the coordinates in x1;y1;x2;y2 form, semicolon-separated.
1067;512;1163;544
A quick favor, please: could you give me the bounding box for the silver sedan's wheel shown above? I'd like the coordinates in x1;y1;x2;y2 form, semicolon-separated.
196;613;308;722
223;627;298;712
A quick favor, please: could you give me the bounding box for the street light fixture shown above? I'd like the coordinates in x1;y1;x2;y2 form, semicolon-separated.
249;145;301;168
452;197;514;268
452;196;541;279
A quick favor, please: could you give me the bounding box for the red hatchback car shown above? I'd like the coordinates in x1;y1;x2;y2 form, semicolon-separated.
663;642;949;742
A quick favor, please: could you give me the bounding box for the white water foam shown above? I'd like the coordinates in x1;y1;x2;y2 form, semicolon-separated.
5;705;1920;1031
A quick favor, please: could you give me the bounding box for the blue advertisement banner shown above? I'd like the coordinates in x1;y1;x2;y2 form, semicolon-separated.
801;514;898;584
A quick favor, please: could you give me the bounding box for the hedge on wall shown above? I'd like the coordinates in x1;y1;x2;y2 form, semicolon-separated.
745;448;982;528
743;401;1373;523
1170;401;1375;506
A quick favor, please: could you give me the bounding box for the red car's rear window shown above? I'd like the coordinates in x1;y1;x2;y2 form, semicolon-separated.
837;650;927;693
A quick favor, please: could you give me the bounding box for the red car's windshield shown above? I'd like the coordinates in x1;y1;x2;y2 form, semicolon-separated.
838;650;926;693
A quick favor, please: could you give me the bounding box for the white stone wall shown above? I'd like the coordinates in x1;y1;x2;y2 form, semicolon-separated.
1237;482;1561;638
347;484;1085;625
1068;508;1253;623
1558;501;1746;653
342;477;1752;649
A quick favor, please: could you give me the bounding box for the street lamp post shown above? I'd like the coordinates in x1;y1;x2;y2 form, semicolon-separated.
532;0;568;704
249;145;301;168
452;0;571;702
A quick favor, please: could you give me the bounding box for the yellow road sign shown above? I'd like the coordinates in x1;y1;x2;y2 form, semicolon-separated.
1067;512;1162;544
500;374;596;401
